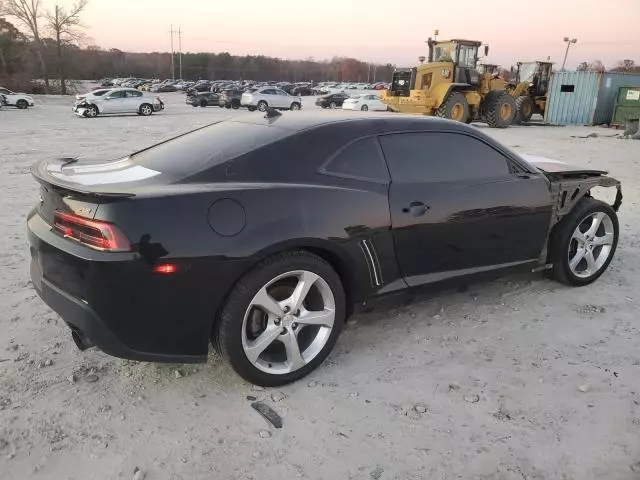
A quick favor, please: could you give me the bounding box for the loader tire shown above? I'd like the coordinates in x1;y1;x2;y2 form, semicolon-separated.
515;96;534;123
484;91;516;128
436;92;469;123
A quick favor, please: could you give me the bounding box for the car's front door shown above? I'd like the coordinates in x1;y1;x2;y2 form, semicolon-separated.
102;90;127;113
380;131;552;286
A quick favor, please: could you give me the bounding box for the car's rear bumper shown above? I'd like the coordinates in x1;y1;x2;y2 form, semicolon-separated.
27;210;242;364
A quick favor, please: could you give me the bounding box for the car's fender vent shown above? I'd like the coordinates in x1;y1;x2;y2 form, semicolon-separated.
360;239;383;287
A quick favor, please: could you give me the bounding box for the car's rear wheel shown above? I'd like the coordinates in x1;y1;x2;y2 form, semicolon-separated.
329;101;337;109
549;198;619;286
214;251;345;386
139;103;153;116
200;100;207;107
257;101;268;112
84;105;98;118
16;99;28;109
231;100;240;109
361;104;369;111
290;102;301;111
247;106;256;112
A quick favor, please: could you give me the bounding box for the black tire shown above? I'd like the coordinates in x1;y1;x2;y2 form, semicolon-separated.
231;100;240;110
200;100;207;107
214;250;346;386
515;96;534;123
257;101;268;112
484;91;516;128
247;106;256;112
191;104;198;108
16;99;28;109
139;103;153;116
548;198;619;286
436;91;469;123
290;102;301;111
329;101;337;109
84;105;98;118
361;104;369;111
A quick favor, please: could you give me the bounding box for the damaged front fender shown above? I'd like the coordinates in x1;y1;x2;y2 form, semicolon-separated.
549;175;622;228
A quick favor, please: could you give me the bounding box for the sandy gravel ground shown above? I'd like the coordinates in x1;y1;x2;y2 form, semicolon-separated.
1;91;640;480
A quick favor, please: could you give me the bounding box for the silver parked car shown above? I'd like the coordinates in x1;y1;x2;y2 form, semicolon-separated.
73;88;164;118
241;87;302;112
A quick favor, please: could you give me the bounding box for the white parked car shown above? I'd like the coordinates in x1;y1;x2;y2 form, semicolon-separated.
0;87;35;109
73;88;164;118
342;93;387;112
241;87;302;112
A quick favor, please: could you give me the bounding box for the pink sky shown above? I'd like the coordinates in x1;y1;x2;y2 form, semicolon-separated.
58;0;639;69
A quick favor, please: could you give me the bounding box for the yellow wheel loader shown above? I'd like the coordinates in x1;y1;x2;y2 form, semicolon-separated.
510;61;553;123
379;38;516;127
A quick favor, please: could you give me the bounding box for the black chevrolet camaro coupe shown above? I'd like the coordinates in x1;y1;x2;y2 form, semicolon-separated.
27;112;622;385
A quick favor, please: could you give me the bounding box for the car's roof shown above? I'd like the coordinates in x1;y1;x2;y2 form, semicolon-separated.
228;111;479;134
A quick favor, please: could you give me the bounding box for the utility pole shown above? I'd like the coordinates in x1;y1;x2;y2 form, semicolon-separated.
373;64;377;83
561;37;577;70
178;26;183;80
169;25;176;80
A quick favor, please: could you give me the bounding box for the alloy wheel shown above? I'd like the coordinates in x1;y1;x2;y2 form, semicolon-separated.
568;211;615;278
241;270;336;375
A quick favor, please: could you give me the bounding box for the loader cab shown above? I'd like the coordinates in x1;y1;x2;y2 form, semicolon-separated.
517;61;553;97
429;38;484;86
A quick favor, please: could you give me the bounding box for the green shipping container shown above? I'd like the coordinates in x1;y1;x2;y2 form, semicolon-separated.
612;86;640;125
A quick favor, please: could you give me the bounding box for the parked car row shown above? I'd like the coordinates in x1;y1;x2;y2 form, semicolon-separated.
315;92;387;111
185;88;243;109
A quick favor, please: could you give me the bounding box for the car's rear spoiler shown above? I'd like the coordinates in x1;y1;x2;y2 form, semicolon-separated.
31;158;136;198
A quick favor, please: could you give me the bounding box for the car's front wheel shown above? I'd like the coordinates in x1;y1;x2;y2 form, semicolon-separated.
549;198;619;286
84;105;98;118
214;251;345;386
139;103;153;116
257;101;268;112
290;102;301;111
16;99;29;109
361;104;369;111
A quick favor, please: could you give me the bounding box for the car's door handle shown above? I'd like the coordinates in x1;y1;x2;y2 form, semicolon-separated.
402;201;430;216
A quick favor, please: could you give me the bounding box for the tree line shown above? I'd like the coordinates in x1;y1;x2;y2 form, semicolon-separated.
0;0;394;94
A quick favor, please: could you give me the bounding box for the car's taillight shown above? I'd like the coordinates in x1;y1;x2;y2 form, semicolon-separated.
53;212;131;252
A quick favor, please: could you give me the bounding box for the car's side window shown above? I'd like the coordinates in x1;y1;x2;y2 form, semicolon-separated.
126;90;142;97
322;137;390;183
379;132;511;183
107;90;126;99
263;89;276;95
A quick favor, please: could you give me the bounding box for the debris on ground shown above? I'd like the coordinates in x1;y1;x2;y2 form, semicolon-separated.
413;403;428;414
578;384;591;393
86;374;99;383
258;429;272;438
251;401;283;429
493;408;512;421
464;394;480;404
66;374;76;384
307;380;318;387
174;369;184;379
271;391;286;402
370;465;384;479
132;467;145;480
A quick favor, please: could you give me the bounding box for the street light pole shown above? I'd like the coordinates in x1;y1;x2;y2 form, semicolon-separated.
561;37;577;70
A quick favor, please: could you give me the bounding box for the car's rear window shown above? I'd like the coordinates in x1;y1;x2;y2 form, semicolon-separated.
130;121;291;179
93;90;109;96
